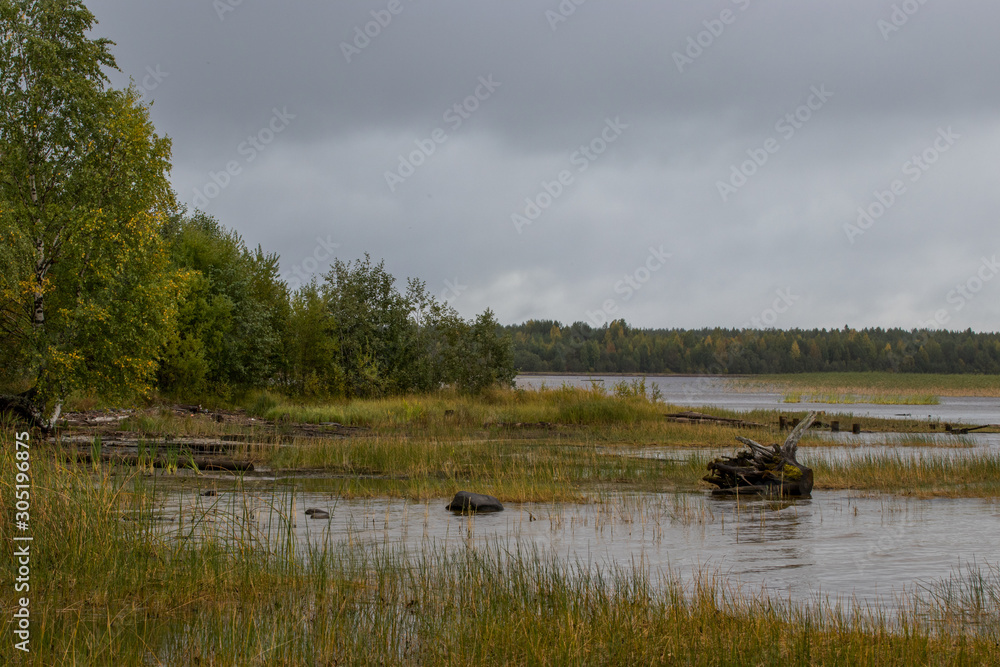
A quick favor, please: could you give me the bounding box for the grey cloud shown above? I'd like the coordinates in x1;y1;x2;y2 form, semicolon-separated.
87;0;1000;330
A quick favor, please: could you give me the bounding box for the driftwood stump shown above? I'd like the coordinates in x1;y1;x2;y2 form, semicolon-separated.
703;411;817;498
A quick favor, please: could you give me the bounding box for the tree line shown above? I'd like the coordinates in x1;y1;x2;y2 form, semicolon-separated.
508;320;1000;375
0;1;514;424
156;213;515;401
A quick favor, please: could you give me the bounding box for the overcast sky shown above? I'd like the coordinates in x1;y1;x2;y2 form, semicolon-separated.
86;0;1000;331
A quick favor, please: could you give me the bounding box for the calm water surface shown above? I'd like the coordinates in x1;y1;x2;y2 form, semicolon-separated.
157;488;1000;610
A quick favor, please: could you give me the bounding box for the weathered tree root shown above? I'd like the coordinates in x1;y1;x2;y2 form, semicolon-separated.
0;393;48;432
703;411;818;498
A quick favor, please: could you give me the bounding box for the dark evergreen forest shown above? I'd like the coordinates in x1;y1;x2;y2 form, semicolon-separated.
507;320;1000;374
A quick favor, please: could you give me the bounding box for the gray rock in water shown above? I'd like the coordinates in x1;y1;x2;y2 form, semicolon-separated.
305;508;330;519
446;491;503;513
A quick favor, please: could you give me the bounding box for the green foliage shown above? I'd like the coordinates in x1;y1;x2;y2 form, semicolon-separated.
292;254;515;398
284;279;342;396
0;0;178;414
244;389;279;419
321;254;420;396
152;241;513;401
451;308;518;393
510;321;1000;375
157;212;288;397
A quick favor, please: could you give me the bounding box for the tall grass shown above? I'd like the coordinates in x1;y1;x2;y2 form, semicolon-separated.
59;387;1000;501
267;434;711;501
782;391;939;405
737;372;1000;398
252;381;667;428
2;437;998;664
813;452;1000;497
915;561;1000;641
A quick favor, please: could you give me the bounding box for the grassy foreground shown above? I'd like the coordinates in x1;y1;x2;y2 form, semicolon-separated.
2;439;999;666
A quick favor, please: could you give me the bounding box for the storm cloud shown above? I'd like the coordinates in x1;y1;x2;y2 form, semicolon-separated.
88;0;1000;330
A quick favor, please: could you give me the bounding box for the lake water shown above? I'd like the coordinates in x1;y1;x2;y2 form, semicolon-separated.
516;374;1000;425
154;487;1000;613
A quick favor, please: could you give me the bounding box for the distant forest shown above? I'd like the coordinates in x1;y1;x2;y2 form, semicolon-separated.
506;320;1000;375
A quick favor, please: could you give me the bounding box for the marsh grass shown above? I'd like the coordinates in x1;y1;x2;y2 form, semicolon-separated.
782;391;939;405
3;439;999;664
915;561;1000;641
58;384;998;500
737;371;1000;398
253;381;667;428
266;435;710;501
813;452;1000;497
264;438;1000;500
805;433;978;448
101;386;956;459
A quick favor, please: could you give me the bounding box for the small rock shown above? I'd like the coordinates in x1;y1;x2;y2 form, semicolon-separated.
305;508;330;519
446;491;503;513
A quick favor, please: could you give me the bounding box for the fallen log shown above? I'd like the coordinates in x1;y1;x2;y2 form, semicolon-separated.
73;451;254;472
703;411;817;498
951;424;994;435
665;411;764;428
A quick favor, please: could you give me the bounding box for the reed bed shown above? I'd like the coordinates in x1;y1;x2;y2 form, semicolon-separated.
250;381;669;428
735;371;1000;398
243;385;944;443
782;391;939;405
813;452;1000;497
48;384;1000;501
266;435;711;501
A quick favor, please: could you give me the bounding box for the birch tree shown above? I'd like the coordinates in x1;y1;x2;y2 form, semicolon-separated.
0;0;178;422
